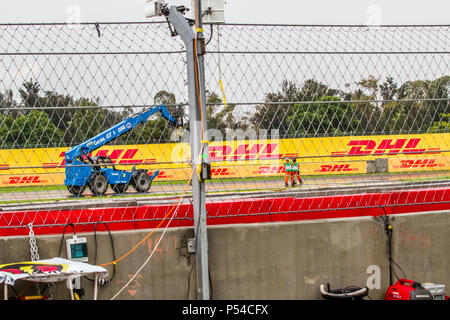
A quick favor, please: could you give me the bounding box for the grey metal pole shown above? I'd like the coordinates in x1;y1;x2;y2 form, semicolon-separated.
167;6;210;300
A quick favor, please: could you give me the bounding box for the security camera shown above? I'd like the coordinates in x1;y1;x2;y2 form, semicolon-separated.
145;0;166;18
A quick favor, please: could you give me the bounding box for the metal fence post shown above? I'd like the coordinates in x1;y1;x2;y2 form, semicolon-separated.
168;5;210;300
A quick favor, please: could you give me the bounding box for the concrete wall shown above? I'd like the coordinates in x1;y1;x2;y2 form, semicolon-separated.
0;210;448;300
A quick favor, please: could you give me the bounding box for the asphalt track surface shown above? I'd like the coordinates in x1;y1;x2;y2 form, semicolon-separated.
0;171;448;212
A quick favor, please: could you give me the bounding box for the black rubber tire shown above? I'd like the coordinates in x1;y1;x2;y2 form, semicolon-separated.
67;185;85;196
89;173;108;196
111;183;128;194
133;171;151;193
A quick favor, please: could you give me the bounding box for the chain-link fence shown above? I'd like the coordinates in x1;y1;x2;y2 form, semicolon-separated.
0;22;448;233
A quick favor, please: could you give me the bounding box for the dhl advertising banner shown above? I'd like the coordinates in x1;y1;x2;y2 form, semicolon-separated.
0;133;448;187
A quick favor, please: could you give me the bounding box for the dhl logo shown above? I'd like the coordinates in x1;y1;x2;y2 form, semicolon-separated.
332;138;441;157
211;168;232;176
209;143;282;161
316;164;358;172
255;166;284;175
57;148;157;166
399;159;442;168
4;176;46;185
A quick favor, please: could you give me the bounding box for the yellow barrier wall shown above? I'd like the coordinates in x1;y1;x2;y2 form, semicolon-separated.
0;133;448;186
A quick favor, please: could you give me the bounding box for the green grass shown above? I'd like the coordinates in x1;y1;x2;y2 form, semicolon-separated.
0;185;66;193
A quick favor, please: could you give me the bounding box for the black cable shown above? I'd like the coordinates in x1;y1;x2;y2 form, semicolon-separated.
185;243;214;300
186;254;195;299
205;24;213;46
94;23;101;37
165;17;176;37
383;208;407;282
84;221;117;285
385;215;394;285
186;203;202;300
208;263;214;300
342;286;364;293
393;260;406;279
379;207;407;285
56;223;76;257
323;283;369;300
186;194;208;299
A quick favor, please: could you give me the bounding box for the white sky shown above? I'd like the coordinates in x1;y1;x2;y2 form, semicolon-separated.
0;0;447;106
0;0;448;25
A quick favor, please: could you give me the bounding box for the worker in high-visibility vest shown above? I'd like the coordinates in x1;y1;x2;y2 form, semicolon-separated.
284;158;292;187
290;158;303;186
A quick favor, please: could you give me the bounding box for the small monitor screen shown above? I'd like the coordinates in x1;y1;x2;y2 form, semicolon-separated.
70;242;88;259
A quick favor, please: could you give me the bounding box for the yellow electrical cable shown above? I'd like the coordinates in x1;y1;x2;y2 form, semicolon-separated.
217;25;227;107
219;79;226;106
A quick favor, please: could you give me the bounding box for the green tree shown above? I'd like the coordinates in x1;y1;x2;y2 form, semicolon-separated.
206;91;243;140
249;79;344;138
66;97;121;146
19;79;41;109
379;76;398;102
428;113;449;133
287;96;359;137
39;90;76;139
426;76;450;124
0;110;64;148
389;77;449;133
0;89;21;118
249;80;299;137
347;76;382;134
298;79;341;101
120;90;183;144
154;90;176;106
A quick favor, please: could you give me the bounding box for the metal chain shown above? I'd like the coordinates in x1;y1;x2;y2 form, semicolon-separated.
28;223;39;261
28;223;41;295
48;282;56;300
27;223;55;299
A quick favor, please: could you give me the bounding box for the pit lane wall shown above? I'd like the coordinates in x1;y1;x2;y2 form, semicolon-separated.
0;209;448;300
0;133;448;187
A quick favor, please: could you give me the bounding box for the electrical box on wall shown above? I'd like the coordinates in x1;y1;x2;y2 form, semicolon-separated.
66;236;88;262
201;0;225;24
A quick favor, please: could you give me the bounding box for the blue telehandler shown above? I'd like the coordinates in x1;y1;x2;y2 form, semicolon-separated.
64;105;182;196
